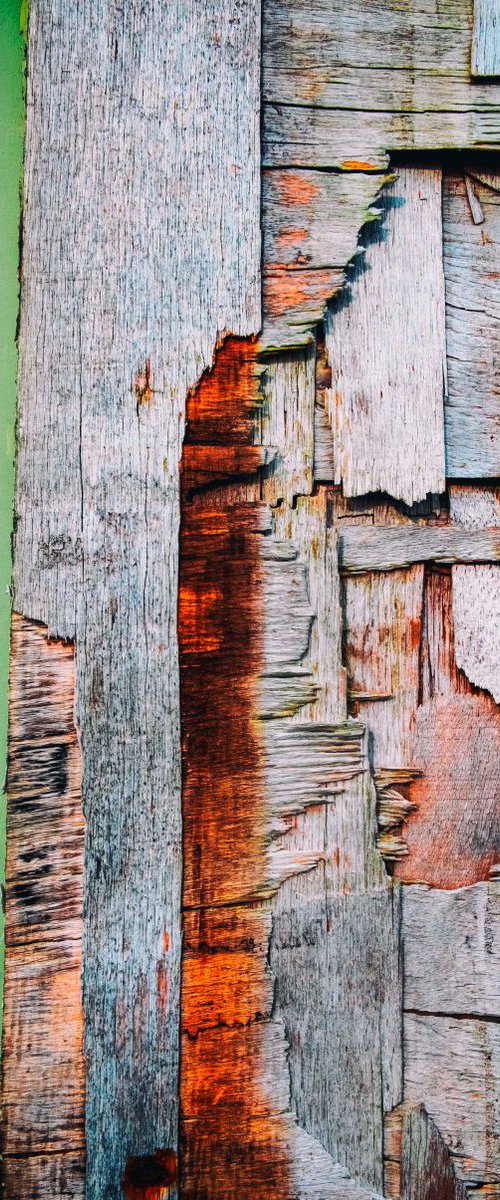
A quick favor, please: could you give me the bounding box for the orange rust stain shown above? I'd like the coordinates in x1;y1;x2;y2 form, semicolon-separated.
271;170;319;207
123;1150;178;1200
135;358;155;409
178;337;291;1196
264;266;341;318
157;961;169;1016
340;159;380;172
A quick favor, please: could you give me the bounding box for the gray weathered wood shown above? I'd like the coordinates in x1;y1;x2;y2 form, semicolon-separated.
450;488;500;703
404;1013;500;1185
444;173;500;477
14;1;260;1196
403;882;500;1017
340;524;500;574
262;486;402;1192
261;169;389;349
324;169;446;504
263;0;500;169
472;0;500;76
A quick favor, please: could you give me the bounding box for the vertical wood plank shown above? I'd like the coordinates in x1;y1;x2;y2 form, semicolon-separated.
443;172;500;477
12;2;261;1197
2;615;85;1197
472;0;500;76
325;168;446;504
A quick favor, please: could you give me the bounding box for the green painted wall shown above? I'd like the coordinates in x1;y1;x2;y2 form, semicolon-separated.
0;0;25;1020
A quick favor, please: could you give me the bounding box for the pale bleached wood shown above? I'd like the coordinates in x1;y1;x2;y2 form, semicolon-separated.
402;882;500;1017
324;168;446;504
450;488;500;703
339;523;500;574
404;1013;500;1186
472;0;500;76
260;347;316;503
13;2;260;1196
444;173;500;477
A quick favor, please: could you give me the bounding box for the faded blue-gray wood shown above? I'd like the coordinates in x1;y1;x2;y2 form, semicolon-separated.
472;0;500;76
14;1;261;1197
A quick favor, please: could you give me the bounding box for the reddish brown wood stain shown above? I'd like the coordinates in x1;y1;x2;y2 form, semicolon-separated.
395;570;500;888
2;614;85;1198
178;337;291;1197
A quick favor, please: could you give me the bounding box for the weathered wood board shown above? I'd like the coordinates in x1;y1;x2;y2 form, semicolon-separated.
472;0;500;76
10;1;261;1197
325;169;446;504
444;172;500;478
7;0;500;1196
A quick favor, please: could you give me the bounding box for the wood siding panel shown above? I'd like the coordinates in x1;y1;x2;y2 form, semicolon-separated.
11;2;261;1197
324;169;446;504
444;173;500;478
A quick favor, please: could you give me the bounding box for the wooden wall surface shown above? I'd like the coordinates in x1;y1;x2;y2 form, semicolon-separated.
3;1;500;1199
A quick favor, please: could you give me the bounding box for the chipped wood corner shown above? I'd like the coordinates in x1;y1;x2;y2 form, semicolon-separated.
4;1;500;1198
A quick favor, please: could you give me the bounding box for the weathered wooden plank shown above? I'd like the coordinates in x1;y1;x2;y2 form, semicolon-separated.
2;614;85;1196
450;488;500;703
263;104;500;170
324;168;446;504
402;882;500;1016
384;1103;469;1200
260;347;316;503
13;2;261;1196
345;567;424;769
339;524;500;574
263;0;500;174
404;1013;500;1185
263;168;389;272
395;568;500;888
472;0;500;76
444;173;500;477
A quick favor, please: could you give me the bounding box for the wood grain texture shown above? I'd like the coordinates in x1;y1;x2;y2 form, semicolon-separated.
325;169;446;504
472;0;500;75
402;882;500;1017
444;173;500;477
13;1;261;1196
450;488;500;703
261;170;389;348
267;490;402;1194
340;524;500;574
384;1103;468;1200
395;569;500;888
404;1013;500;1186
345;566;424;770
2;614;85;1198
262;0;500;169
179;343;392;1198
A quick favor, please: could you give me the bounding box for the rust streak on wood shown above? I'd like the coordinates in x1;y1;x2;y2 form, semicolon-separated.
1;613;85;1197
179;336;291;1197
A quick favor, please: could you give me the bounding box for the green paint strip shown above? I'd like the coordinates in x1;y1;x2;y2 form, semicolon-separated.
0;0;26;1028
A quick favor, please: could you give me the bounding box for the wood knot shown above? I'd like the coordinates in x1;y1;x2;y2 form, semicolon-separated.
123;1149;177;1199
135;359;154;411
